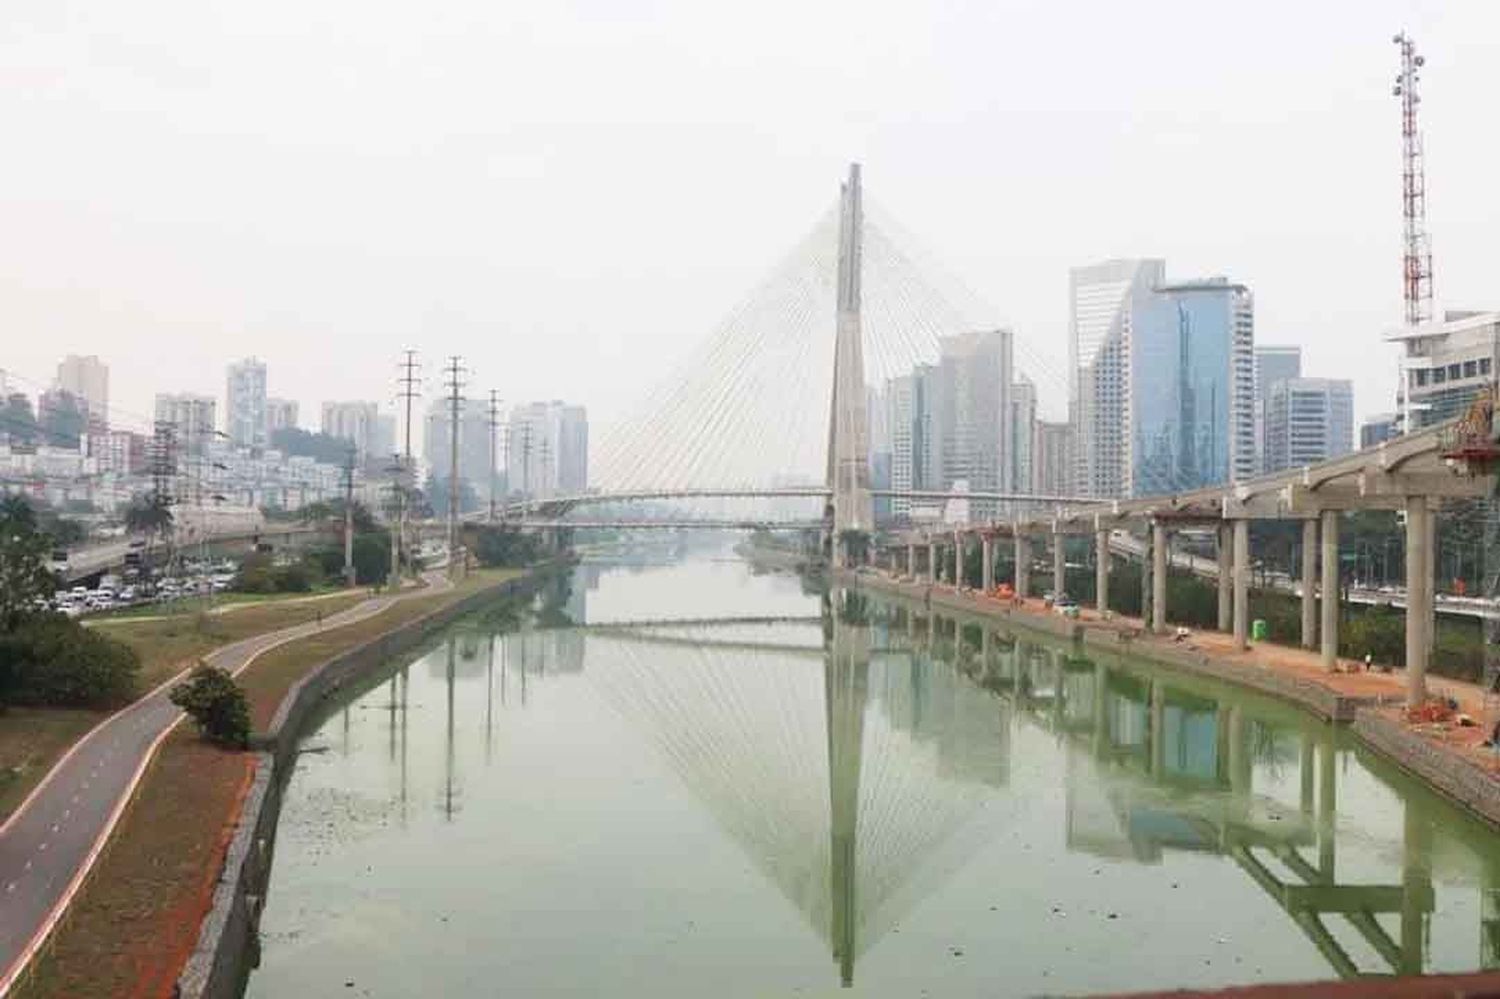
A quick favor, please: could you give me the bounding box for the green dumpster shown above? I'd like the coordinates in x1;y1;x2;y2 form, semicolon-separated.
1251;619;1268;641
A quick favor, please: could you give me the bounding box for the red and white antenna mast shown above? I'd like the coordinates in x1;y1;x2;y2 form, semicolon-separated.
1393;31;1433;327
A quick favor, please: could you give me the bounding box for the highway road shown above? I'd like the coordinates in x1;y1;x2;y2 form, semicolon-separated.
0;573;452;995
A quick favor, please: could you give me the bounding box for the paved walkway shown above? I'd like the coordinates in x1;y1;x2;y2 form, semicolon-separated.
0;572;451;995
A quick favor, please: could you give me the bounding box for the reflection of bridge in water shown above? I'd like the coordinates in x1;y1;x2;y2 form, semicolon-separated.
377;584;1500;988
876;592;1500;981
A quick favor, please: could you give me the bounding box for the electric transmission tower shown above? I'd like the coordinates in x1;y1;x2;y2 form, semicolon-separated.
487;390;502;522
444;356;465;573
395;350;421;577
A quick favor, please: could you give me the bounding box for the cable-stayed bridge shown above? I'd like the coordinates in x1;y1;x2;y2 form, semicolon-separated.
492;164;1096;551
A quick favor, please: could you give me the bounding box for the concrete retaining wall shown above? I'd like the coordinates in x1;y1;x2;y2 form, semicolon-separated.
1353;710;1500;829
844;571;1384;723
175;570;547;999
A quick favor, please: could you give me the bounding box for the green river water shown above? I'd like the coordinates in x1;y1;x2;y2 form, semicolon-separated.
245;553;1500;997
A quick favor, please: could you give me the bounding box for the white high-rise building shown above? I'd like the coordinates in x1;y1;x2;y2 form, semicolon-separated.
1034;421;1073;498
506;402;588;499
266;397;299;437
936;329;1014;516
1069;259;1164;497
226;358;267;451
1253;346;1301;473
154;393;217;455
321;401;380;458
55;355;108;433
1010;376;1037;494
884;374;915;519
1264;378;1354;472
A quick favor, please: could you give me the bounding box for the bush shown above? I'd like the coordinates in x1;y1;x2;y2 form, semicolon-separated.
0;614;140;708
234;553;320;594
469;524;541;569
169;666;251;748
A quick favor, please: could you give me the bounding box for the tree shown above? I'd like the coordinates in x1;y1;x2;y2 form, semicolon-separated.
0;615;139;708
170;666;251;748
469;524;541;568
271;426;356;466
125;492;174;537
0;495;56;628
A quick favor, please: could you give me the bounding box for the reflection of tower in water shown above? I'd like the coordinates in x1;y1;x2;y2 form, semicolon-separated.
582;590;1014;988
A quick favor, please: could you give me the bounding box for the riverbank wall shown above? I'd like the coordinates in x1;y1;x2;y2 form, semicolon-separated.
175;568;550;999
840;570;1500;829
843;570;1385;722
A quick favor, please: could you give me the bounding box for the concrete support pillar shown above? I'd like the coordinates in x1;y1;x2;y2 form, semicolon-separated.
981;535;994;592
1321;509;1339;671
954;530;963;588
1095;529;1110;614
906;542;916;578
1406;495;1432;705
1151;520;1168;633
927;541;937;583
1232;518;1250;650
1053;534;1066;597
1216;523;1232;632
1014;534;1031;599
1301;518;1318;650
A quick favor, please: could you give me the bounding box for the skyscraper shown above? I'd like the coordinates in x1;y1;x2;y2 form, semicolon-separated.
426;398;494;502
1253;346;1301;472
883;375;915;520
935;329;1014;516
321;401;380;459
154;393;217;455
1034;421;1073;498
507;401;588;498
55;355;108;434
1069;259;1165;498
1010;376;1037;494
1264;379;1354;472
1127;278;1255;495
266;397;299;436
226;358;267;451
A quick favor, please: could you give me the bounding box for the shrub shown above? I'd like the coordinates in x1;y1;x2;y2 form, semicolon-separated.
0;614;140;708
169;666;251;748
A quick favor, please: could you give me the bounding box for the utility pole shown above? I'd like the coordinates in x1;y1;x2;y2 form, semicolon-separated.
487;390;502;523
396;350;420;578
519;422;533;518
343;445;356;587
147;421;177;595
387;454;403;586
444;356;465;574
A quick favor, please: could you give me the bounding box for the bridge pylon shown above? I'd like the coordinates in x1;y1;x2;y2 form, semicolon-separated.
827;163;874;565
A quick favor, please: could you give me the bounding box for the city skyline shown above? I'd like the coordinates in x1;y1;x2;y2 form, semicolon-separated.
0;2;1495;437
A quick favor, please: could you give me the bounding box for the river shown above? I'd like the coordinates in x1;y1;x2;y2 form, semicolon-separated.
245;553;1500;997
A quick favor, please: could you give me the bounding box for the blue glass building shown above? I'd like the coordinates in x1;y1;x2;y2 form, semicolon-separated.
1128;279;1254;496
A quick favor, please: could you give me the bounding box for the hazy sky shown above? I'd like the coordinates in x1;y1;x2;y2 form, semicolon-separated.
2;0;1495;450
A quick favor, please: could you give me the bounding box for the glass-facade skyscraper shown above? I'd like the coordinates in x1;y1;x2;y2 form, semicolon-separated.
1069;259;1164;497
1127;279;1255;496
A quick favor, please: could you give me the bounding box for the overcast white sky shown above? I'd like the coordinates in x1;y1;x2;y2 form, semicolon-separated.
1;0;1495;448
